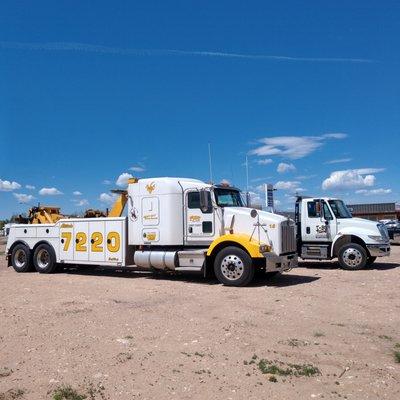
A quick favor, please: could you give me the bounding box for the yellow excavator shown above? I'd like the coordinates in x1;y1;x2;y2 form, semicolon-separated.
17;189;128;224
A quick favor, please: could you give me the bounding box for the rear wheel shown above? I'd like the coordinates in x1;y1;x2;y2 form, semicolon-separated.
214;246;254;286
11;243;33;272
338;243;367;270
33;243;57;273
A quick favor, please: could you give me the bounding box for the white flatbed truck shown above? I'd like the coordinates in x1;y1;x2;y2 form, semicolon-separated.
6;177;297;286
295;196;391;269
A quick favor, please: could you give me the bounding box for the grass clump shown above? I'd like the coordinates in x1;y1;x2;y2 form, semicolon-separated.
0;367;12;378
0;388;25;400
394;351;400;363
288;363;320;377
52;385;86;400
314;332;325;338
257;359;320;377
258;360;292;376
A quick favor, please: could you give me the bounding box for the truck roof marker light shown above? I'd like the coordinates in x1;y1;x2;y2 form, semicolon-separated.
128;178;138;184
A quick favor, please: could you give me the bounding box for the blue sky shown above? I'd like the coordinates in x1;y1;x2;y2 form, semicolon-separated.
1;0;399;218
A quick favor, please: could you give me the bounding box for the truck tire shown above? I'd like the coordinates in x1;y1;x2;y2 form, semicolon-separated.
214;246;254;286
11;243;33;272
338;243;367;270
33;243;57;274
367;256;377;265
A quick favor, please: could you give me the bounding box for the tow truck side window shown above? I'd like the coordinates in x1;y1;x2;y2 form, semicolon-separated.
187;192;212;213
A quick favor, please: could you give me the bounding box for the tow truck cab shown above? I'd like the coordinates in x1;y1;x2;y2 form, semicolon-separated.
295;196;390;270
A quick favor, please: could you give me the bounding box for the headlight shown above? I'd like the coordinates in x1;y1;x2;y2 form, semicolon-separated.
259;244;270;253
368;235;384;242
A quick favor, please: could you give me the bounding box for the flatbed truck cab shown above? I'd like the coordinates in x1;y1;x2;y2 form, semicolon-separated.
295;196;390;270
6;177;297;286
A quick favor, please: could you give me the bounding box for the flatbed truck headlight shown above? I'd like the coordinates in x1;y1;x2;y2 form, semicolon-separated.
259;244;270;253
368;235;384;242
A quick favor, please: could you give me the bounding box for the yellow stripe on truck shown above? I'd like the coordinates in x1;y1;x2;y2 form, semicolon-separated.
207;234;267;258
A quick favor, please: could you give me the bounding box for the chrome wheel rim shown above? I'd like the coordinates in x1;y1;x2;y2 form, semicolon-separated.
14;249;26;268
221;255;244;281
342;248;363;268
37;249;50;269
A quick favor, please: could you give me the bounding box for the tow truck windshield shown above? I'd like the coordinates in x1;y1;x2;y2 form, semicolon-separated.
214;188;245;207
328;200;352;219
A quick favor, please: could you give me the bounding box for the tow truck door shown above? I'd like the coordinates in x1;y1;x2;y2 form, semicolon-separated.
184;189;215;244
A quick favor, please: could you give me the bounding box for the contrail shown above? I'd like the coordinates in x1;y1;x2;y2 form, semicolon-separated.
0;41;374;63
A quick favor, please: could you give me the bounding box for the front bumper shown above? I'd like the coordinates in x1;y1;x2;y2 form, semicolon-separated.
263;252;298;272
366;244;390;257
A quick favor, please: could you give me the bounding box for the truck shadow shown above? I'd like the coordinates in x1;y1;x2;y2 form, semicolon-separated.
62;267;319;287
299;260;400;271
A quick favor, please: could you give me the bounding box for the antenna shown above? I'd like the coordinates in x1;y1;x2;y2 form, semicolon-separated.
208;143;213;184
245;156;249;192
245;156;250;207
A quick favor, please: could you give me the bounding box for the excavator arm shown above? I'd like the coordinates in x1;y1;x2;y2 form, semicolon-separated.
108;190;128;217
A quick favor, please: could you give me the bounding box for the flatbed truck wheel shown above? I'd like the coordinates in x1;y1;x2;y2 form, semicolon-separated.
33;243;57;274
214;246;254;286
338;243;367;270
367;256;377;265
11;243;33;273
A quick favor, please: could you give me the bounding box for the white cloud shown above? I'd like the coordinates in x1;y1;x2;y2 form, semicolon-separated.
354;168;385;175
102;179;111;185
277;162;296;173
257;158;273;165
39;187;63;195
116;172;133;187
13;193;35;204
325;158;352;165
25;184;36;190
250;133;346;160
129;164;146;172
0;179;21;191
0;41;374;63
322;133;347;139
99;192;117;204
274;181;304;192
73;198;89;207
322;169;383;190
356;188;392;196
73;191;82;196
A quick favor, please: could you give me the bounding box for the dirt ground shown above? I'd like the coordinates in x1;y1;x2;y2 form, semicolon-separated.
0;238;399;400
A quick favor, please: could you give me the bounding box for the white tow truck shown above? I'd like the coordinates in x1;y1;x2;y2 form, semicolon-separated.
295;196;390;269
6;177;297;286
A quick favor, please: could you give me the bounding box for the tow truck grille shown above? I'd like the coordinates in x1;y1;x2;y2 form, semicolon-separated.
281;220;296;254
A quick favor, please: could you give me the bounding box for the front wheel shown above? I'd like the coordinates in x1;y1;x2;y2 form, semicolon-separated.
338;243;367;270
214;246;254;286
367;256;377;265
33;243;57;273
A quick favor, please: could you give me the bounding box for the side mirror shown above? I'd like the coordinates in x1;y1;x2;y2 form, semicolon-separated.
199;189;210;213
315;199;324;220
250;209;258;218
